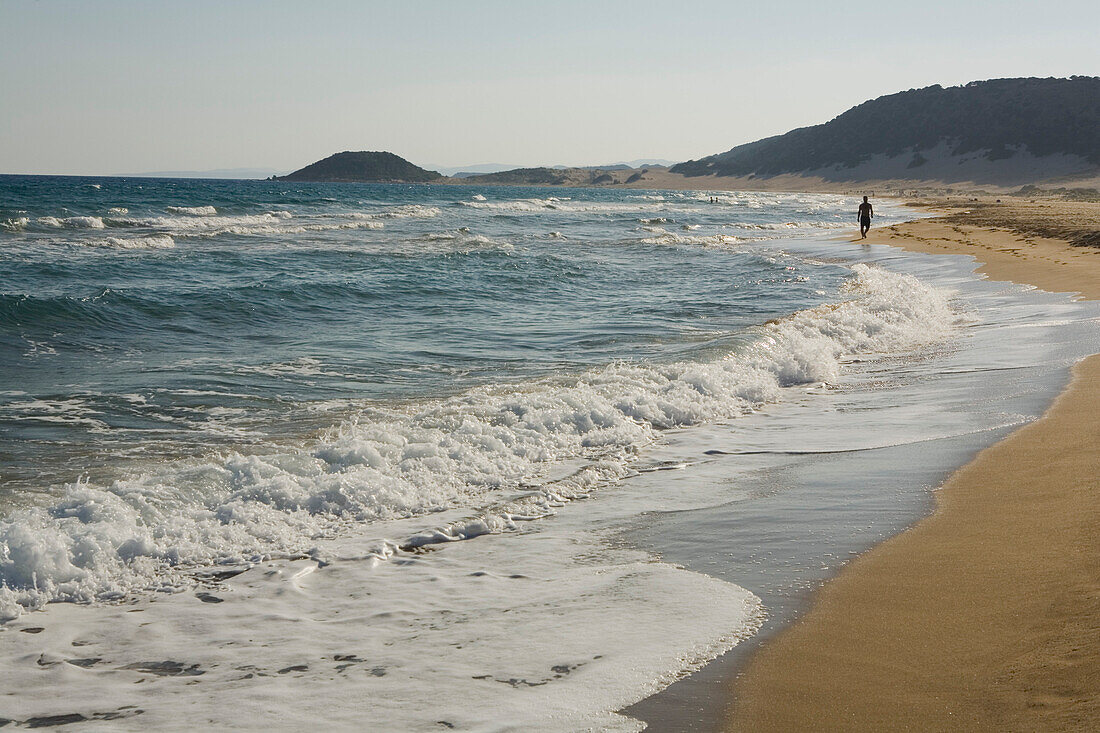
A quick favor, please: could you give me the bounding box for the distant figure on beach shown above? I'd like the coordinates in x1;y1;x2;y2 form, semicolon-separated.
857;196;873;238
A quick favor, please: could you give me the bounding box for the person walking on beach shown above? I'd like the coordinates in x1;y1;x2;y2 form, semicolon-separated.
857;196;873;238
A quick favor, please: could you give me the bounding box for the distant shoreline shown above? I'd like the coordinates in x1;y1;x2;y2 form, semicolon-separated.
5;170;1098;200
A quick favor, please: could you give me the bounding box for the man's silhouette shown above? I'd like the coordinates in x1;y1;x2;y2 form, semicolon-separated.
857;196;873;238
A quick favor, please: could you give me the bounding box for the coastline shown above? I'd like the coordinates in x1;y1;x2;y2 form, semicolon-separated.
5;180;1098;727
724;207;1100;731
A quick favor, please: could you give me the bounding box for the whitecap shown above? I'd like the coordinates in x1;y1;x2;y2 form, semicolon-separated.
37;216;106;229
91;234;176;249
0;264;958;620
166;205;217;216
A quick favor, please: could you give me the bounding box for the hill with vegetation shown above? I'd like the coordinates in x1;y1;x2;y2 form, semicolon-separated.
671;77;1100;184
277;152;442;183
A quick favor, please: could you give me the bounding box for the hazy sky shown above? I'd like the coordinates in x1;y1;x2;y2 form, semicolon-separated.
2;0;1098;175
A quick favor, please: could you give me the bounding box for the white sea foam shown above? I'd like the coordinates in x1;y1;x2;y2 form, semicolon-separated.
234;357;344;379
104;211;386;238
0;398;110;431
340;204;441;220
458;197;558;212
166;205;217;216
417;230;514;252
0;514;763;731
95;206;435;238
92;235;176;249
729;220;850;230
66;216;106;228
0;264;957;620
37;216;106;229
640;227;745;246
458;197;654;214
381;204;441;219
107;207;129;215
1;217;29;231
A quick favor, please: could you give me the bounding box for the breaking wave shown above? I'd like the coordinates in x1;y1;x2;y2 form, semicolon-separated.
90;234;176;249
640;227;746;246
0;264;958;619
166;205;218;216
37;216;106;229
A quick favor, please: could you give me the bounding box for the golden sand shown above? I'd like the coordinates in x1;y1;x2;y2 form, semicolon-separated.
726;202;1100;732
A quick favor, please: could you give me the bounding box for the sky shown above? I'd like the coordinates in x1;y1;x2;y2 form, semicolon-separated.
1;0;1098;175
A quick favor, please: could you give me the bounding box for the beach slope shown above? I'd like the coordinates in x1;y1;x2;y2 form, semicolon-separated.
727;204;1100;731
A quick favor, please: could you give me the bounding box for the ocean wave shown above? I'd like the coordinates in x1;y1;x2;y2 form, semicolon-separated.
102;211;384;238
37;216;106;229
166;205;217;216
416;230;514;252
458;197;654;214
1;217;29;231
87;206;430;238
370;204;441;219
205;220;385;237
90;234;176;249
458;197;563;212
729;220;850;231
640;227;745;246
0;264;958;619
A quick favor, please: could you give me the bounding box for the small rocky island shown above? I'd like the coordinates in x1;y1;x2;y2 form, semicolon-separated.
275;151;443;183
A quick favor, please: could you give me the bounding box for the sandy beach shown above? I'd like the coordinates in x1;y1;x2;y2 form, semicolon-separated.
726;200;1100;731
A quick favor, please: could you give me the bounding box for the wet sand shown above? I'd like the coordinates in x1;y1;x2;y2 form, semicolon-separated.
726;203;1100;731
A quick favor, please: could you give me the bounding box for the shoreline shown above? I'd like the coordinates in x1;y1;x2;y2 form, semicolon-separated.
723;208;1100;730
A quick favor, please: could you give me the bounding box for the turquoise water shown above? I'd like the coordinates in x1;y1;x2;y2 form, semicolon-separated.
0;176;975;729
6;176;1100;729
1;177;856;493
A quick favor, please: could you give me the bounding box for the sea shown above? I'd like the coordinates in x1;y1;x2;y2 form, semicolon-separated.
0;176;1097;731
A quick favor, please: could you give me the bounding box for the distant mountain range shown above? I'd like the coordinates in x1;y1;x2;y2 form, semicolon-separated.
264;78;1099;189
272;152;663;186
671;77;1100;185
